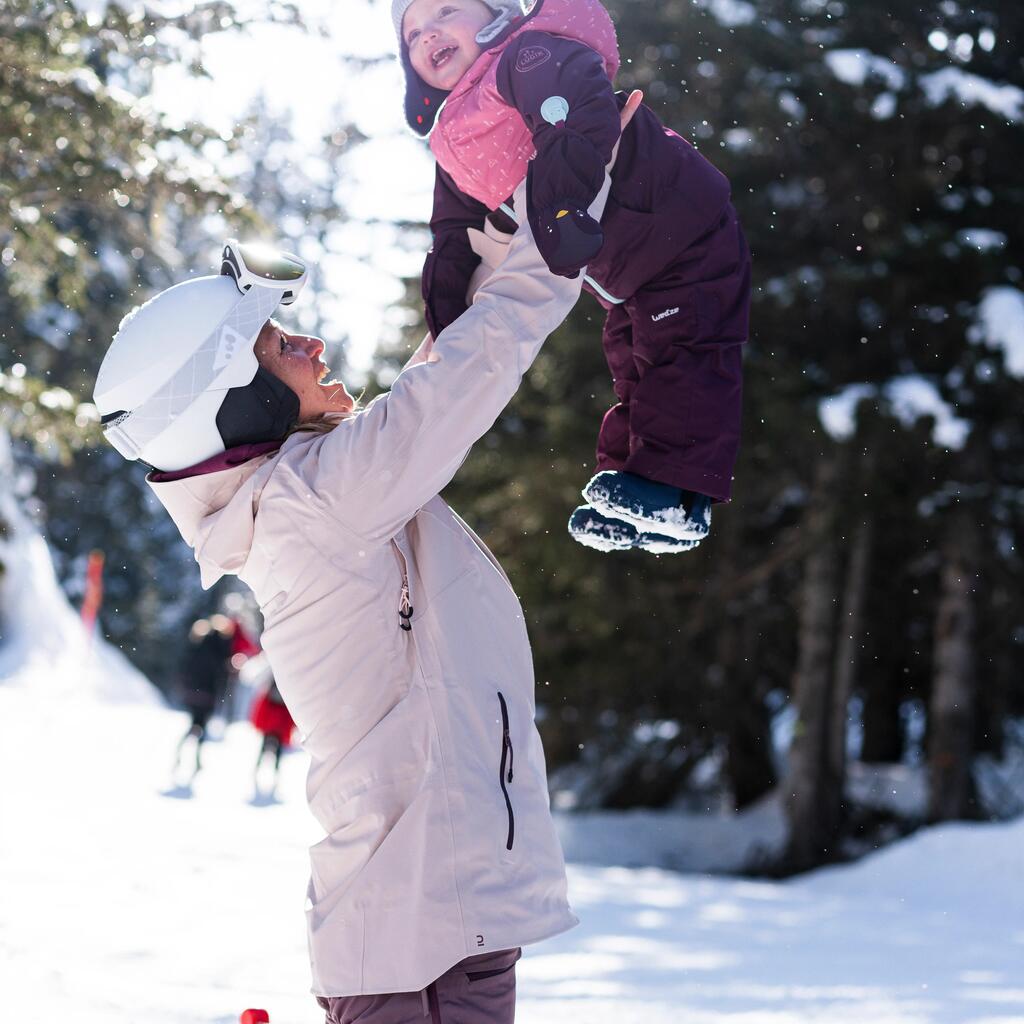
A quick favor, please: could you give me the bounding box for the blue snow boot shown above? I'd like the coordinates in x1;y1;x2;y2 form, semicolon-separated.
583;471;712;542
568;505;637;551
568;506;702;555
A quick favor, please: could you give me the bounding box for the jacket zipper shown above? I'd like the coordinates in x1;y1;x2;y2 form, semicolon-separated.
497;691;515;851
392;541;414;632
398;577;413;632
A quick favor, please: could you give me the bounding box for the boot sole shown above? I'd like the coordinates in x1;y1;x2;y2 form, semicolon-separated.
583;478;710;542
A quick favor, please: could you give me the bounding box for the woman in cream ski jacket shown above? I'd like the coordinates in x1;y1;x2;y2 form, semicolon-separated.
99;98;641;1021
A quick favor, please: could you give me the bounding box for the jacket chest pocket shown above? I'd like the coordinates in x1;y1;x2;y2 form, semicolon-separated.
497;691;515;852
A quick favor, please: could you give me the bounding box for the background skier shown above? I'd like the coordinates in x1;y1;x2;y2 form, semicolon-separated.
249;677;295;795
173;616;234;777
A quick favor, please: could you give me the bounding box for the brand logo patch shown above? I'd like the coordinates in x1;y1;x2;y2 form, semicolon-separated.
214;323;248;372
516;45;551;73
651;306;681;322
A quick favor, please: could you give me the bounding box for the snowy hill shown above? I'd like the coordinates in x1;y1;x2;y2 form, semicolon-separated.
0;430;160;705
2;673;1021;1024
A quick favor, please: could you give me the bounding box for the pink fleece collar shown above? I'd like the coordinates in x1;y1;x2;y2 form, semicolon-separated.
147;441;282;483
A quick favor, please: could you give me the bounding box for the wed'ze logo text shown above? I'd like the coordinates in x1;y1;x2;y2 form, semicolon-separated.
651;306;681;322
516;45;551;73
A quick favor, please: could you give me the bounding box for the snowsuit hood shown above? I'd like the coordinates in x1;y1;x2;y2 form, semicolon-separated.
427;0;618;209
148;442;282;591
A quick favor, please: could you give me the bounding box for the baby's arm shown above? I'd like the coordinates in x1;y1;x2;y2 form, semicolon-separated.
422;165;489;338
496;31;621;278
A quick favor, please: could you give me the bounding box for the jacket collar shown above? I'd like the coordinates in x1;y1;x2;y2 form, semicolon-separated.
147;440;292;590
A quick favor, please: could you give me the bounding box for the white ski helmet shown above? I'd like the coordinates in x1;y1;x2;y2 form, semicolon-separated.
94;241;308;472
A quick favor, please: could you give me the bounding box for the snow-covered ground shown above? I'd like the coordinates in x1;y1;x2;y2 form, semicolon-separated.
2;683;1022;1024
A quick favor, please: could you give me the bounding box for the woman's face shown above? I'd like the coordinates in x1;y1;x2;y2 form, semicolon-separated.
254;320;354;421
403;0;494;92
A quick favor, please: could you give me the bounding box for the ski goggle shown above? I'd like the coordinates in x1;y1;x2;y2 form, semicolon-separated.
221;239;307;307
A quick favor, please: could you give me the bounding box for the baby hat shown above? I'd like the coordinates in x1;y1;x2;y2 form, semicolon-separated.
391;1;532;46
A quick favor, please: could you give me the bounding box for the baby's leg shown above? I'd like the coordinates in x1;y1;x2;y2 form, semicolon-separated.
595;303;637;472
623;205;750;503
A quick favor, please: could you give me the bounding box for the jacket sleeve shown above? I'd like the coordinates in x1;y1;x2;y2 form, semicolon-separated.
496;31;621;278
311;177;611;544
421;165;488;338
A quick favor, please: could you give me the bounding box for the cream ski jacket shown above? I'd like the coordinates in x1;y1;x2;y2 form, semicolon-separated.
148;179;609;996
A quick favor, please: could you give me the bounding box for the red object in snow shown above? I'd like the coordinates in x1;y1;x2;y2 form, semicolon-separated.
240;1010;270;1024
230;618;261;660
80;550;105;634
250;689;295;746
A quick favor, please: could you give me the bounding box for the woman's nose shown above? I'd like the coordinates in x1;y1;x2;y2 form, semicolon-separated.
297;335;325;359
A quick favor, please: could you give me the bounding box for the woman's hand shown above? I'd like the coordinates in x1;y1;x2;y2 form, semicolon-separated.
609;89;643;170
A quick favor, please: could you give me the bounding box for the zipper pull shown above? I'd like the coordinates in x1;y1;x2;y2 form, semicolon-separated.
398;580;414;632
505;729;514;783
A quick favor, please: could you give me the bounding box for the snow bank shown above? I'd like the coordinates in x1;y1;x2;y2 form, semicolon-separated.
799;816;1024;916
0;432;160;705
555;795;787;874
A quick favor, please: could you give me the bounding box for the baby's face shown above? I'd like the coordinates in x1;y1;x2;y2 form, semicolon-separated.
403;0;494;91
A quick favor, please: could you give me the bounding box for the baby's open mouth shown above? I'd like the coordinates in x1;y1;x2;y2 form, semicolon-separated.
431;45;456;69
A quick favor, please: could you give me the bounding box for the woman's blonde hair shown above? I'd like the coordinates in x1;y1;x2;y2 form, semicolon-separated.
286;403;361;438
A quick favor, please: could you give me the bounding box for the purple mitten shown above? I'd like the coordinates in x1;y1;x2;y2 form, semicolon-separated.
531;202;604;279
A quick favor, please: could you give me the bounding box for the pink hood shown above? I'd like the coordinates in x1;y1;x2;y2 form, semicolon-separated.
429;0;619;209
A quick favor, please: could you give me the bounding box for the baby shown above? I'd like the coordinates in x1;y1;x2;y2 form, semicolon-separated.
394;0;750;553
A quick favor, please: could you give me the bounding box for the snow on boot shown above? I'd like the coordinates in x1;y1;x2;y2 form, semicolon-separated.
635;532;701;555
583;471;712;541
567;505;637;551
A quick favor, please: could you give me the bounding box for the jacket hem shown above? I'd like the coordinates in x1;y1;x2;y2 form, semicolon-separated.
308;911;579;999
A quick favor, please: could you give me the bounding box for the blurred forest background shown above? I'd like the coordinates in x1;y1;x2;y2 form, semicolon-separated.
2;0;1023;873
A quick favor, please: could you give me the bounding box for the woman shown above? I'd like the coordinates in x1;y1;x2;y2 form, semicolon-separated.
94;96;640;1023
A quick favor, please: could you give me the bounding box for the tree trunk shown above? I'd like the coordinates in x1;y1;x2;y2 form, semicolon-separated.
860;670;905;763
926;510;979;822
829;515;874;793
715;508;777;810
785;462;841;870
724;609;777;809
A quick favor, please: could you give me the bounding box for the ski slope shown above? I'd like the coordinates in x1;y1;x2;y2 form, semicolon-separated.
1;681;1022;1024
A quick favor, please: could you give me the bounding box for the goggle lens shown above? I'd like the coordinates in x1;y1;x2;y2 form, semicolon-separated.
236;242;305;281
221;240;306;287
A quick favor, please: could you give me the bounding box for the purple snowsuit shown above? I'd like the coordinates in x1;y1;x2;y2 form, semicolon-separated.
413;22;750;502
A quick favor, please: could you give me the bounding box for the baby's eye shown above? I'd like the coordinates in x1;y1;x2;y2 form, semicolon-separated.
407;28;420;44
439;6;455;16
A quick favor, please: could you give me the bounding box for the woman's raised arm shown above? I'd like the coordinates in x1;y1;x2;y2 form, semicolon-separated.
312;94;643;543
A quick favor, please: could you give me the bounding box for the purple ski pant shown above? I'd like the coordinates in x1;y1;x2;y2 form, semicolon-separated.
315;948;521;1024
595;203;751;502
